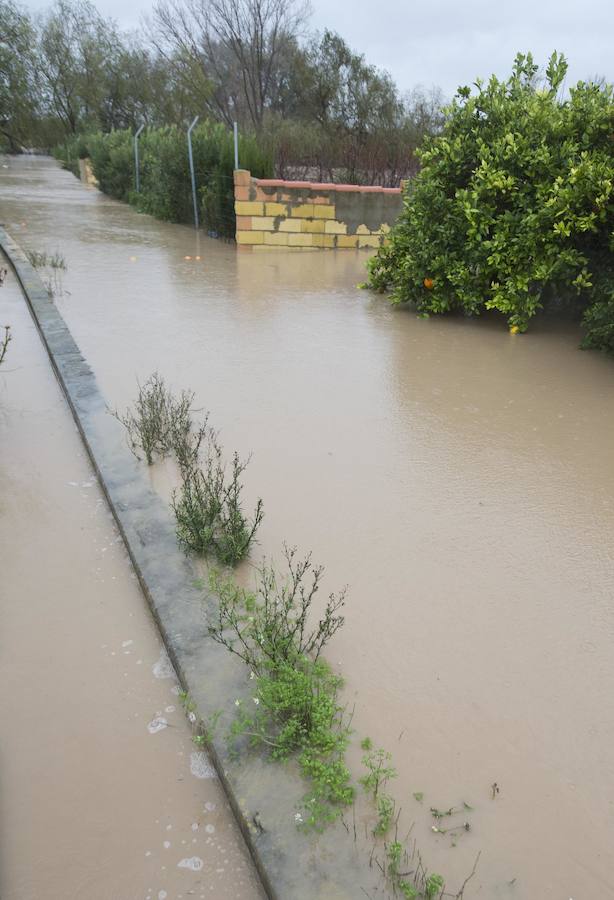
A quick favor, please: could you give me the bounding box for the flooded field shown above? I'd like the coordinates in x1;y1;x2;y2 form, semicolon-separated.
2;155;614;898
0;248;263;897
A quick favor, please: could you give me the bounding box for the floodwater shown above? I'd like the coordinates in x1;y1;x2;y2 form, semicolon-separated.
2;155;614;899
0;248;263;894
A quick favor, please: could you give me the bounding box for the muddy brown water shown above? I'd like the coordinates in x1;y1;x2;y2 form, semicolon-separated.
0;232;263;895
2;155;614;899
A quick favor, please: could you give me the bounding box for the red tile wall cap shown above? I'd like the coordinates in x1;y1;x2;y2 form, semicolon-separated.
254;178;401;194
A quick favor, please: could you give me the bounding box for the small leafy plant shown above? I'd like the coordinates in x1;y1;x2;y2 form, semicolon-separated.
387;842;417;898
360;741;452;897
172;434;263;566
385;839;446;899
425;874;445;898
373;792;396;837
360;738;397;798
360;737;398;837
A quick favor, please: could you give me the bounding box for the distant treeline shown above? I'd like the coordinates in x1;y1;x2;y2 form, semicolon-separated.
0;0;443;185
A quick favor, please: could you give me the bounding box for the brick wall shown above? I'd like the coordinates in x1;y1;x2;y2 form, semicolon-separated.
233;170;403;251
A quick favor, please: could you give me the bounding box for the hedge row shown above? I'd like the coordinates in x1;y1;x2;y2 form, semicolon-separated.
55;122;273;239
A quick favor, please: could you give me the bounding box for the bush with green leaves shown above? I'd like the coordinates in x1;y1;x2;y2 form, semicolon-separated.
84;130;134;200
209;546;346;667
208;548;353;827
55;121;273;237
111;372;197;465
367;53;614;352
172;434;263;566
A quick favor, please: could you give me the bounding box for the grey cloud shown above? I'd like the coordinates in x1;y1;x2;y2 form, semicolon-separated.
310;0;614;95
23;0;614;96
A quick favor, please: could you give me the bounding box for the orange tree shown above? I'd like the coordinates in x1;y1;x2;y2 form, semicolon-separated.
367;53;614;352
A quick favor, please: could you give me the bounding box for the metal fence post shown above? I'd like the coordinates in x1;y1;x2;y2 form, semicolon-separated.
134;124;145;193
187;116;200;229
233;121;239;171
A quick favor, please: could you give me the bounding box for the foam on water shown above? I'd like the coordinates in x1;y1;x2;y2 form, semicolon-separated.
147;717;168;734
190;752;216;779
177;857;204;871
152;649;174;680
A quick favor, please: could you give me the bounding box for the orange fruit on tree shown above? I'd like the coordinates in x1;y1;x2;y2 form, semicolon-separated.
423;277;434;290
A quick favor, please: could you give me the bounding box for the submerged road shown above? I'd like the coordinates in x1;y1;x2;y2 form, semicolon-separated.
0;246;262;897
2;155;614;898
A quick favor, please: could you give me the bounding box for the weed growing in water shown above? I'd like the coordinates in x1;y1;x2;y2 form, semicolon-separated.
172;415;210;475
179;690;222;746
360;737;398;837
359;740;457;897
386;839;404;878
230;661;354;828
208;546;346;669
173;434;263;566
112;372;173;463
384;840;448;899
25;249;66;270
25;249;67;299
0;325;11;366
425;874;445;898
112;372;198;465
209;545;346;674
194;717;222;747
113;373;260;564
360;737;397;798
387;841;418;898
208;549;353;828
373;792;396;837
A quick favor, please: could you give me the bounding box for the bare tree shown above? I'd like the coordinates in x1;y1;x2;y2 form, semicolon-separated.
150;0;310;128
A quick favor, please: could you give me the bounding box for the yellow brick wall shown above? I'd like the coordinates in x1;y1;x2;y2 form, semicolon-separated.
233;169;401;251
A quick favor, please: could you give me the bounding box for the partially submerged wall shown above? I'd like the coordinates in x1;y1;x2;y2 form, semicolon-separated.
78;157;99;187
234;169;402;251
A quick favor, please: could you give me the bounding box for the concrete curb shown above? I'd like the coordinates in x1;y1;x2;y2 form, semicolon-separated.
0;226;382;900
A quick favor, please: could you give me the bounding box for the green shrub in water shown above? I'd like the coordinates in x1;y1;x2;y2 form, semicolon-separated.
56;121;273;238
172;434;263;566
208;547;353;827
111;372;198;466
367;53;614;352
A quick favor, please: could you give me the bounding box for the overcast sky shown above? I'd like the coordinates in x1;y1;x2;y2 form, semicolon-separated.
22;0;614;97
